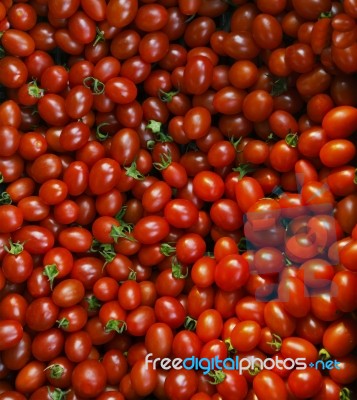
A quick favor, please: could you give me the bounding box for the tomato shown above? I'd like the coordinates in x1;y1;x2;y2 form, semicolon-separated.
332;270;357;312
7;3;37;31
164;369;198;400
320;139;356;167
155;296;185;329
224;31;260;60
15;361;46;394
253;371;288;400
0;205;23;233
230;320;261;352
322;317;357;357
130;359;157;397
52;279;85;308
118;280;141;310
13;226;54;255
175;233;206;264
312;377;344;400
322;105;357;138
126;305;156;336
72;359;107;398
288;368;323;398
252;14;283;49
184;56;213;95
243;90;274;123
329;354;357;385
0;57;28;89
106;0;138;28
340;239;357;271
215;370;248;400
264;300;296;337
105;77;138;104
235;177;264;213
281;337;318;364
0;320;23;351
37;94;70;127
214;254;249;291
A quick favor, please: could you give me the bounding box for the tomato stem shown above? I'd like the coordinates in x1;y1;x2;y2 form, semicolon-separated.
285;131;299;148
353;169;357;185
266;132;279;142
111;224;136;243
83;76;105;95
125;160;145;180
127;268;137;281
93;27;105;47
56;318;69;329
4;239;23;254
27;80;44;99
184;316;197;331
146;120;162;134
0;191;12;204
153;152;172;171
267;334;282;351
224;338;236;355
237;237;248;253
270;77;288;97
319;348;331;361
95;122;110;141
340;387;351;400
160;243;176;256
43;264;59;290
85;295;101;312
232;163;256;178
207;370;226;385
158;89;179;102
185;13;196;23
319;11;332;18
90;240;116;264
48;387;70;400
248;365;261;376
105;319;127;334
171;257;188;279
44;364;65;379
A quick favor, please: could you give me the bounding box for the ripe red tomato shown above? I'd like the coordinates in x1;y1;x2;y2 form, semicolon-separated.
72;359;107;398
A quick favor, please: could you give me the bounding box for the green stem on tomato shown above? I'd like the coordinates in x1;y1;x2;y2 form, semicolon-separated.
267;334;282;351
184;316;197;331
43;264;59;290
105;319;127;334
44;364;65;379
207;370;226;385
83;76;105;95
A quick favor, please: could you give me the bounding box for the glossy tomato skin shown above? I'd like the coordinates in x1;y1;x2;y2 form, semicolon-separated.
0;205;23;233
133;216;170;245
72;359;107;398
0;320;23;350
253;371;288;400
12;226;54;254
15;360;46;394
322;105;357;138
288;368;323;399
164;369;198;400
214;254;249;291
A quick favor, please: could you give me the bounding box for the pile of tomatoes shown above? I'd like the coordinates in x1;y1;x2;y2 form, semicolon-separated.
0;0;356;399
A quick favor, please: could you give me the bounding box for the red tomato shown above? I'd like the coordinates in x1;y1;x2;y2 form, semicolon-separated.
72;359;107;398
322;106;357;138
0;320;23;350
